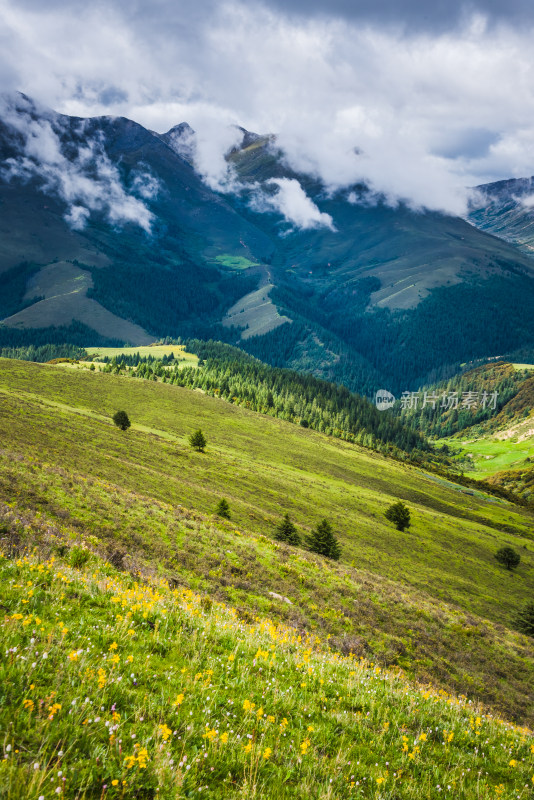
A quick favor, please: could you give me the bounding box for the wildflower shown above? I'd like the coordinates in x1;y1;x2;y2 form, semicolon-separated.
307;725;314;732
280;718;288;731
509;759;518;768
159;724;172;742
267;715;275;724
263;747;272;760
126;655;133;663
68;651;79;662
110;654;120;665
243;699;255;712
48;703;61;720
127;629;135;637
109;642;118;651
376;777;385;786
220;732;228;744
112;780;119;786
173;693;185;707
244;742;252;754
256;707;264;719
23;699;34;711
203;728;217;742
300;739;310;755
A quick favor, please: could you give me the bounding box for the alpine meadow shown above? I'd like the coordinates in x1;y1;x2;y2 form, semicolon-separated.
2;0;534;797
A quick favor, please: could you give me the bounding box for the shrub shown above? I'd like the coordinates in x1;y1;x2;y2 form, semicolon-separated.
69;545;90;568
189;429;206;452
307;519;341;560
385;501;411;531
215;498;231;519
112;410;131;431
275;513;300;546
495;546;521;571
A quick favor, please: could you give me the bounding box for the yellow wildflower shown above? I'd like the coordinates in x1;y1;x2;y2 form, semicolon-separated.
263;747;272;760
159;724;172;741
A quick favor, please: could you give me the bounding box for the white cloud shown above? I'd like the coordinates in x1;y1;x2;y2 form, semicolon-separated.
0;93;158;231
2;0;534;214
251;178;335;231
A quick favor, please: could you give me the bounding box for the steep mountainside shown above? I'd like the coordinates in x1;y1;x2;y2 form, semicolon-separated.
468;176;534;257
3;93;534;392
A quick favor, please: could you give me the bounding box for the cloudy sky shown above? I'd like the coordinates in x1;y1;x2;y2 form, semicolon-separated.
2;0;534;214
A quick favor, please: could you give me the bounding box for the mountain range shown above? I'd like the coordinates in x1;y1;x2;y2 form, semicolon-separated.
2;92;534;394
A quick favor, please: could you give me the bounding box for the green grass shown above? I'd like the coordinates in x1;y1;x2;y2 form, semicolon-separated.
213;255;257;271
85;345;198;363
1;549;533;799
0;358;533;728
449;438;534;478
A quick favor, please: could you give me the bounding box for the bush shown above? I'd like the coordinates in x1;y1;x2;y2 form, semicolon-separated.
112;410;131;431
307;519;341;560
215;498;231;519
495;546;521;571
69;546;90;568
385;501;411;531
515;600;534;637
189;429;206;452
275;513;300;546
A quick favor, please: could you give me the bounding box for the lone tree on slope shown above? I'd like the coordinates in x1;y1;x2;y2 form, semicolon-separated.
495;546;520;571
189;429;207;452
307;519;341;560
215;498;231;519
385;501;411;531
515;600;534;637
275;513;301;546
112;410;131;431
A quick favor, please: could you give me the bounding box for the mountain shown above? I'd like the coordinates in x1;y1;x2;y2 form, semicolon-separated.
468;175;534;257
3;93;534;393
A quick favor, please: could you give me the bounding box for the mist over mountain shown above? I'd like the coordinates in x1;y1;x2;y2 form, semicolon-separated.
2;93;534;394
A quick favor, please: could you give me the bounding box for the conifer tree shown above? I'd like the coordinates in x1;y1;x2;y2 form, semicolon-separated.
215;498;231;519
385;501;411;531
307;519;341;560
515;600;534;637
275;513;300;546
189;429;207;452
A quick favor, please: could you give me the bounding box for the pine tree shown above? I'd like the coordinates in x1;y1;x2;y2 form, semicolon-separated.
275;513;300;546
515;600;534;637
112;410;131;431
189;429;207;452
307;519;341;560
215;498;231;519
385;501;411;531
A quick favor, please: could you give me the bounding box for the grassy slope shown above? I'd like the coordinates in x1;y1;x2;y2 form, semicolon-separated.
1;550;533;800
0;359;533;726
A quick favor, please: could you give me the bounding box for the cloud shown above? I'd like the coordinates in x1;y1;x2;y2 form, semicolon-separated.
251;178;336;231
0;93;158;231
2;0;534;215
